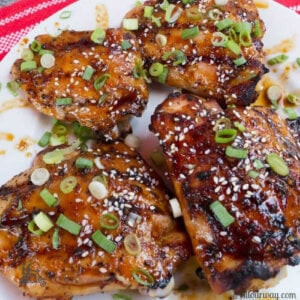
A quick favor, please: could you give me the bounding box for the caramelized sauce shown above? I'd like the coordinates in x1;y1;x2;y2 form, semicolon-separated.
284;89;300;108
279;64;292;83
96;4;109;29
0;132;14;141
19;37;29;47
0;98;29;113
0;150;6;155
265;37;295;55
15;136;35;152
254;0;269;9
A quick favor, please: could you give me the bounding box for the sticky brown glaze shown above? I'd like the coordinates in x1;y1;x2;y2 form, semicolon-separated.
11;29;149;137
124;0;267;107
150;92;300;294
0;141;191;299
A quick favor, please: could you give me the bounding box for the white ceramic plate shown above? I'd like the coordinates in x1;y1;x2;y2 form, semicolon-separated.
0;0;299;299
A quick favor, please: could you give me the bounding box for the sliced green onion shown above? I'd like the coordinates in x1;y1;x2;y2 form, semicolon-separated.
56;97;72;106
43;149;64;164
28;220;44;236
52;228;60;249
239;30;252;47
186;7;202;20
6;80;20;97
93;174;108;187
98;93;108;105
52;123;68;136
135;0;142;6
155;34;167;47
162;50;187;66
233;121;245;132
133;59;144;79
225;146;248;159
267;85;283;102
121;40;132;50
91;28;106;44
34;212;54;232
132;268;154;286
151;15;161;27
182;0;194;4
296;57;300;67
20;60;37;72
17;200;22;211
123;18;139;30
40;188;58;207
149;62;164;77
208;8;222;20
112;293;132;300
94;73;110;90
82;65;95;81
92;230;116;253
59;10;72;19
165;4;183;23
159;0;169;11
215;128;237;143
50;134;66;146
60;176;77;194
266;153;289;176
56;213;82;235
40;53;55;68
181;26;199;40
30;40;41;52
72;121;94;141
226;40;241;55
228;27;238;42
283;107;298;120
157;67;169;84
210;200;235;227
75;157;93;169
144;6;154;18
39;49;54;55
213;117;231;131
100;213;120;230
38;131;52;147
233;56;247;66
254;159;264;170
233;21;251;33
267;54;289;66
212;32;228;47
287;94;299;105
248;170;259;178
216;18;234;31
21;48;34;61
253;20;262;38
124;233;141;256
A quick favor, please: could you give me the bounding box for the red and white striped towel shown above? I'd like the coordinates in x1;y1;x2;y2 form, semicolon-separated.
0;0;299;61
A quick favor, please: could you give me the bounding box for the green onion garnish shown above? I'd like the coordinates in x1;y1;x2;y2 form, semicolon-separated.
254;159;264;170
144;6;154;18
39;49;54;55
226;40;241;55
215;128;237;143
181;26;199;40
266;153;289;176
267;54;289;66
133;59;144;79
28;220;44;236
100;213;120;230
151;15;162;27
60;176;78;194
75;157;93;169
56;97;72;106
50;134;66;146
123;18;139;30
287;94;299;105
296;57;300;67
82;66;95;81
52;228;60;249
40;188;58;207
124;233;141;256
91;28;106;44
211;32;228;47
233;21;251;33
34;212;54;232
17;200;22;211
216;18;234;31
157;67;169;84
98;93;108;105
112;293;132;300
52;123;68;136
208;8;222;20
43;149;65;164
233;56;247;66
121;40;132;50
162;50;187;66
38;131;52;147
165;4;182;23
186;7;202;20
159;0;169;11
21;48;34;61
92;230;116;253
30;40;41;52
20;60;37;72
210;200;235;227
56;213;82;235
239;30;252;47
233;121;245;132
6;80;20;96
94;73;110;90
132;268;154;286
225;146;248;159
155;34;167;47
59;10;72;19
253;20;262;38
283;107;298;120
149;62;164;77
248;170;259;179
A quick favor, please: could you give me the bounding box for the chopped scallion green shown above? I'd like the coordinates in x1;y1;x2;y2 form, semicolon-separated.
267;54;289;66
226;39;241;55
21;48;34;61
91;28;106;44
157;67;169;84
266;153;289;176
59;10;72;19
100;213;120;230
296;57;300;67
40;188;58;207
283;107;298;120
210;200;235;227
144;6;154;18
75;157;93;169
162;50;187;66
52;228;60;249
149;62;164;77
56;97;72;106
253;20;262;38
56;213;82;235
38;131;52;147
233;121;245;132
21;60;37;72
233;56;247;66
6;80;20;97
34;211;54;232
216;18;233;31
132;268;154;286
123;18;139;30
92;230;116;253
121;40;132;50
287;94;299;105
211;32;228;47
215;128;237;143
248;170;259;179
94;73;110;90
254;159;264;170
60;176;78;194
112;293;132;300
181;26;199;40
225;145;248;159
82;65;95;81
30;40;42;52
28;220;44;236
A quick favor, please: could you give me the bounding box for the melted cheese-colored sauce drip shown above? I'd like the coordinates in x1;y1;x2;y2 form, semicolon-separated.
265;37;295;55
254;0;269;9
0;98;29;113
0;150;6;155
0;132;14;141
96;4;109;29
15;136;35;152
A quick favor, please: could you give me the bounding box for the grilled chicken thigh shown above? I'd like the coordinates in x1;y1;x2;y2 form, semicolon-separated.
11;29;149;137
150;92;300;294
124;0;267;107
0;141;191;299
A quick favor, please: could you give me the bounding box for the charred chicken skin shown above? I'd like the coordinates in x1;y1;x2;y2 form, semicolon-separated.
0;141;191;299
124;0;267;107
150;92;300;294
11;29;149;137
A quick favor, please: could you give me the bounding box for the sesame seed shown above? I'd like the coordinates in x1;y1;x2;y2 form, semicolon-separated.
81;251;89;258
252;236;261;244
99;267;107;273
